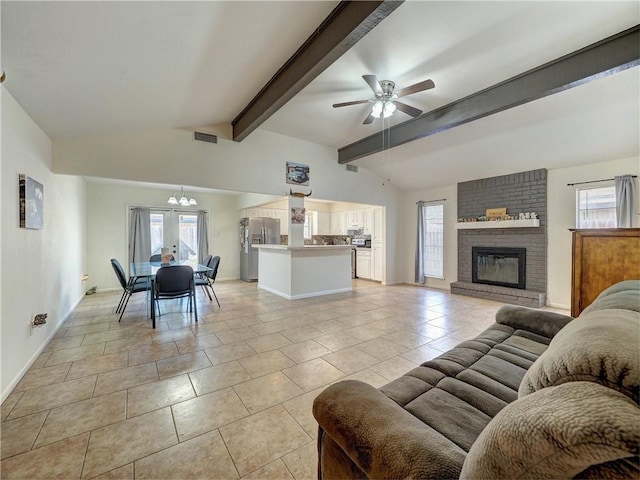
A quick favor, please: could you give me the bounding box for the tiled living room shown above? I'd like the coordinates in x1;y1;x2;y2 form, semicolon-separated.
1;279;569;479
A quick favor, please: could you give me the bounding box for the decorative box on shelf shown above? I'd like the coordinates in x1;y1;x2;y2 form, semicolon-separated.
455;219;540;229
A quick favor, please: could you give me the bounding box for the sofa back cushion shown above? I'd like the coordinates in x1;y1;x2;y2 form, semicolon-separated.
582;279;640;314
518;308;639;402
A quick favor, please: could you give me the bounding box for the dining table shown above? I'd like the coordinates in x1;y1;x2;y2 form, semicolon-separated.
129;260;213;328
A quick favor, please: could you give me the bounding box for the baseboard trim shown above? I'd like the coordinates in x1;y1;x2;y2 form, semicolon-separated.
257;284;352;300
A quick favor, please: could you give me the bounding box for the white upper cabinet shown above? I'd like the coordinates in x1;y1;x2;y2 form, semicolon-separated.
372;207;383;244
317;212;332;235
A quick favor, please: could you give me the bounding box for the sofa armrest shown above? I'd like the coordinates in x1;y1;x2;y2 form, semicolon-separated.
313;380;466;479
495;305;573;338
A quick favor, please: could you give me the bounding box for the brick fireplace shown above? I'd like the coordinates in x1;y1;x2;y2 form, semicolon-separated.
450;169;547;307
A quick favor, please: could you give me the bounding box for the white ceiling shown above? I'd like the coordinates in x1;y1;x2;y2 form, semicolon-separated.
2;1;639;192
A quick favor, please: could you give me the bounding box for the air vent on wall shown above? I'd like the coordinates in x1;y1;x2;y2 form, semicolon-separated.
194;131;218;144
346;165;358;173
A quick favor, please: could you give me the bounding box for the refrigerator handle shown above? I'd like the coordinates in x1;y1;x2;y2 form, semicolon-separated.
262;227;265;244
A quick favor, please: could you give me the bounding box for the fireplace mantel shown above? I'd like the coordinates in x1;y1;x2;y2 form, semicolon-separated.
456;219;540;230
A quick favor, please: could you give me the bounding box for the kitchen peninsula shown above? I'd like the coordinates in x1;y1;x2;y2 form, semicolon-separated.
254;244;353;299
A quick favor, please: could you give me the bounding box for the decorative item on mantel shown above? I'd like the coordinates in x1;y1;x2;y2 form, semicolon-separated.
458;207;537;223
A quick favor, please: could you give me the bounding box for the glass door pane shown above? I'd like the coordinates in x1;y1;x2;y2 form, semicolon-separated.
172;212;198;263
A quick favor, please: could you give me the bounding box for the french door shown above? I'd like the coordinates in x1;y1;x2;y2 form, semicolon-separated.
150;210;199;263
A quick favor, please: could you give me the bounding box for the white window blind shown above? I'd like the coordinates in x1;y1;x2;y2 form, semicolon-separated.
576;184;616;228
423;203;444;278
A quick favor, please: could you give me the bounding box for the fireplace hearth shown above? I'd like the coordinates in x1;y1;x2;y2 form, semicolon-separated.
472;247;526;290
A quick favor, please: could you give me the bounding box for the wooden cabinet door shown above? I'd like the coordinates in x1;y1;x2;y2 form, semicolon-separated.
571;229;640;316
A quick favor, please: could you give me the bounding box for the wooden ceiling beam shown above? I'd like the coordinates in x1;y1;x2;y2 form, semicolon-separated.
338;25;640;164
231;1;403;142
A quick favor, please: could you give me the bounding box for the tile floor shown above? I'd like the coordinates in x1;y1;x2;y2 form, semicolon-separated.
1;279;568;479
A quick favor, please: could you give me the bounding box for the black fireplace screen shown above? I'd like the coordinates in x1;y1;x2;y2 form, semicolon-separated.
472;247;526;289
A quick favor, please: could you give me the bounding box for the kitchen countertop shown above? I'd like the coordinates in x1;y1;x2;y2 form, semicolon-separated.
252;244;353;250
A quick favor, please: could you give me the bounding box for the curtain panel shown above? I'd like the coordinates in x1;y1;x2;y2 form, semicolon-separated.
615;175;638;228
197;211;209;264
415;201;426;284
129;208;151;264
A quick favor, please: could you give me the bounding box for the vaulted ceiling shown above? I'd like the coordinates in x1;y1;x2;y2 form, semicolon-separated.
2;1;639;191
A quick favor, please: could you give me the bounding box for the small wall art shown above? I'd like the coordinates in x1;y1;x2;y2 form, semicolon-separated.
19;174;44;229
291;207;306;224
286;161;310;186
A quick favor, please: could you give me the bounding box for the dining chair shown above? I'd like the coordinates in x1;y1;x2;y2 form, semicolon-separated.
154;265;198;322
149;254;162;262
110;258;149;321
195;256;220;307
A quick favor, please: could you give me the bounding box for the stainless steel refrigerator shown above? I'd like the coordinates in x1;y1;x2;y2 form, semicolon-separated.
240;217;281;282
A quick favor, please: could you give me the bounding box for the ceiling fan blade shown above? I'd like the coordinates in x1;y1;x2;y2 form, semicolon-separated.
332;99;370;108
362;74;381;95
395;79;435;98
363;113;375;125
394;101;423;118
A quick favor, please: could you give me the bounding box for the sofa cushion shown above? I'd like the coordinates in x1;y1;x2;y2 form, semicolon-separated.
519;308;640;402
460;381;640;479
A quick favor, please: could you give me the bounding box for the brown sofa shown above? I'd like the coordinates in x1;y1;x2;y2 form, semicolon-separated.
313;280;640;479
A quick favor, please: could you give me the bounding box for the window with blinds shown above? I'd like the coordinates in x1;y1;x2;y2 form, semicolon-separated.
422;202;444;278
576;184;616;228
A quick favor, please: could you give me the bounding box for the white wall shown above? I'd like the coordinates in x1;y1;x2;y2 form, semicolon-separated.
86;183;240;290
1;91;87;400
54;128;405;284
547;156;639;308
400;157;639;308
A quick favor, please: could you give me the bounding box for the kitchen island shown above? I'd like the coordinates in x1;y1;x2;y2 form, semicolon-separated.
253;245;353;300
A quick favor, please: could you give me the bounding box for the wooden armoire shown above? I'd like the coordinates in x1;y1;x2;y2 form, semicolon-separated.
570;228;640;316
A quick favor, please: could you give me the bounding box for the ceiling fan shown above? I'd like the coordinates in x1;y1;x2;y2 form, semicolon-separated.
332;74;435;124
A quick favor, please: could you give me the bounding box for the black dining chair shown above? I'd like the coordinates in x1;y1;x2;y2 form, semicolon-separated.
195;256;221;307
149;254;162;263
110;258;149;321
154;265;198;322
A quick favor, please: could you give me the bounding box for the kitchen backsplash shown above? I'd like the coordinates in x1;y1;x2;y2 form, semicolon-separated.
279;235;370;245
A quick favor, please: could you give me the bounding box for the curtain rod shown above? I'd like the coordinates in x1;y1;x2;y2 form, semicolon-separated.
567;175;637;186
416;198;446;204
129;207;208;214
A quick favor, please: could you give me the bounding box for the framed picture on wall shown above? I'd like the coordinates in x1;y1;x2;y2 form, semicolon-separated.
286;161;310;186
19;174;44;229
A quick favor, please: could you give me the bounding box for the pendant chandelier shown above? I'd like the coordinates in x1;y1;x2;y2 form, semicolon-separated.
168;186;197;206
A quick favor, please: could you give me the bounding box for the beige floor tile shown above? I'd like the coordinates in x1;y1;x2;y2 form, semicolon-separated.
128;342;179;366
188;361;251;396
355;337;410;361
428;335;464;352
279;340;332;364
322;347;379;375
282;387;325;436
13;363;71;392
0;433;89;480
103;335;152;355
204;341;257;365
369;356;419;381
282;358;345;392
383;330;431;349
281;325;324;343
80;329;130;346
28;351;53;370
400;344;443;364
1;411;48;459
8;376;97;420
42;335;85;352
281;441;317;480
234;372;304;414
174;332;222;354
82;408;177;479
314;331;360;351
1;391;24;422
239;350;295;378
64;322;111;337
152;327;195;345
34;391;126;448
342;368;392;388
219;405;311;477
92;463;133;479
94;362;158;397
216;326;260;344
45;343;106;367
135;430;239;479
66;352;129;380
246;333;292;353
242;459;294;480
171;387;249;441
127;374;195;418
156;350;212;379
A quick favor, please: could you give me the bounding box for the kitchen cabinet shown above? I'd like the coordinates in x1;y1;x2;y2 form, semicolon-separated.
356;249;371;279
372;207;384;243
331;212;346;235
317;212;332;235
570;228;640;316
371;244;383;281
346;209;364;229
247;208;276;218
274;209;289;235
363;208;373;235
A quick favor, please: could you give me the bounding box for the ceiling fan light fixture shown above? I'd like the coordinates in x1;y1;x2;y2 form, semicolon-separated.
383;100;396;118
371;100;384;118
